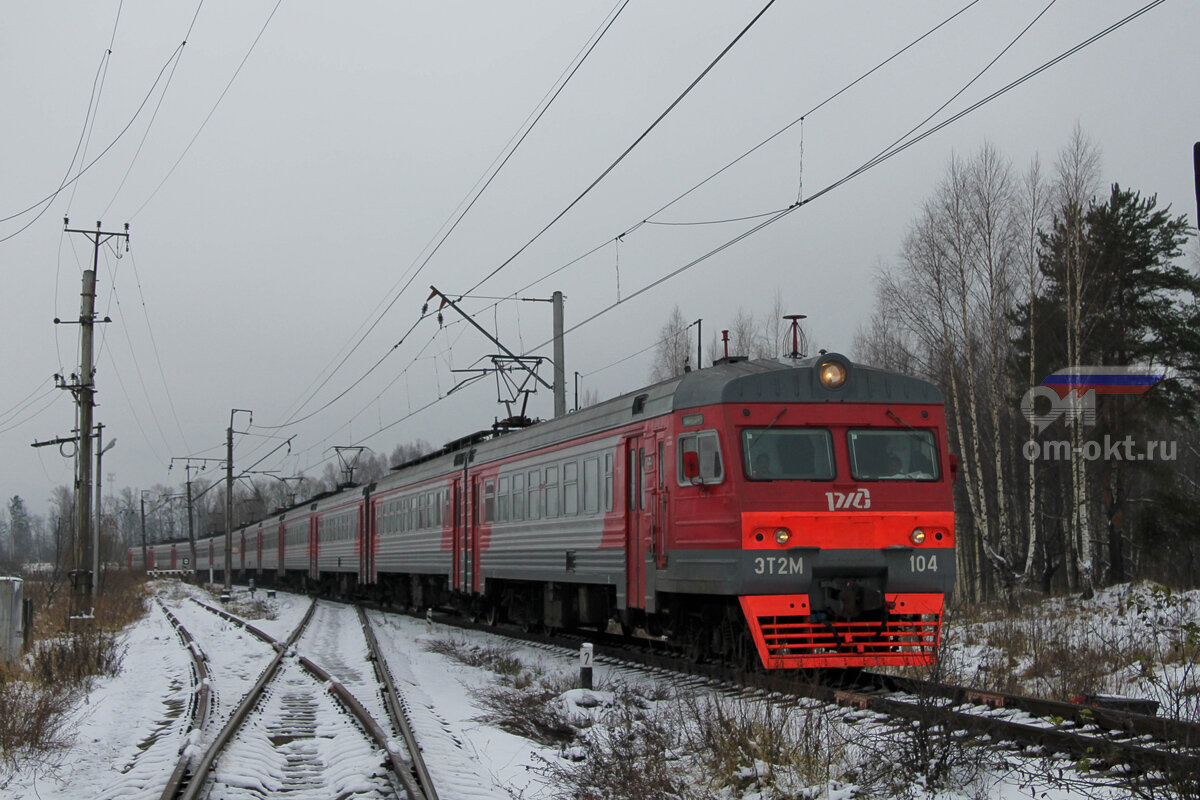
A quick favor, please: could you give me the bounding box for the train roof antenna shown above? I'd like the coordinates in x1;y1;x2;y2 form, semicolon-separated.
783;314;808;360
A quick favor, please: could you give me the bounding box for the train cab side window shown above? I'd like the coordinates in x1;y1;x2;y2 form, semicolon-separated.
677;431;724;485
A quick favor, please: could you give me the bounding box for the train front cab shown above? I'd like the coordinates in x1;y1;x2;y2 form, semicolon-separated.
671;354;956;670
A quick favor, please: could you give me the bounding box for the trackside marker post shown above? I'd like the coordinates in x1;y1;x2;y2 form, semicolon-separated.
580;642;594;689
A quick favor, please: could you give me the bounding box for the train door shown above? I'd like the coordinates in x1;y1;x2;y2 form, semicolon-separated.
650;427;670;570
308;516;319;581
256;530;264;571
359;497;372;585
277;522;286;580
452;477;466;592
624;436;649;610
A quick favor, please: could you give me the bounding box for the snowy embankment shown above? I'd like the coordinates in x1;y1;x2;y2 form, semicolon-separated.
6;580;1197;799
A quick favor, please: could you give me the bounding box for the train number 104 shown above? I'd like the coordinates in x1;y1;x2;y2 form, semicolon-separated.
909;554;939;573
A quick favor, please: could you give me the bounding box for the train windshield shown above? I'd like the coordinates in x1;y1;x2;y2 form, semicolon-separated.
742;428;835;480
847;429;939;481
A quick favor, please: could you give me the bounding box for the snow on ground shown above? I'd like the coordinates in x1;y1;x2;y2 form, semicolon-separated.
2;598;194;800
5;580;1196;799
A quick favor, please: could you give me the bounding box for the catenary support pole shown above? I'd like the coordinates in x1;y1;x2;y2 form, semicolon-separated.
553;291;565;418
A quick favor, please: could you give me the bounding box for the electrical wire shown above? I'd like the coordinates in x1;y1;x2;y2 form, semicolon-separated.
179;0;1170;483
264;0;631;432
102;0;206;218
130;0;283;220
0;384;60;429
465;0;781;297
125;249;191;450
516;0;1167;354
638;0;986;227
0;42;186;241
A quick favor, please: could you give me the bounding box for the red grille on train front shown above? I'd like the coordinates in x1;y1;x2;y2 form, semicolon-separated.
739;593;943;669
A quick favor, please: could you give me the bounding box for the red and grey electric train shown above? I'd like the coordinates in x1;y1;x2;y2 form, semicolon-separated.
134;352;955;669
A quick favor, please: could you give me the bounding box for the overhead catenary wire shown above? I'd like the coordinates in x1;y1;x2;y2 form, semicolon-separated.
513;0;1168;354
204;0;1169;485
304;0;1164;466
638;0;986;227
465;0;781;297
262;0;631;433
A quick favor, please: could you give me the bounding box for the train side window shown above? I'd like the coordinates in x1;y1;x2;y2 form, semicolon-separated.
513;473;525;521
583;457;599;515
677;431;724;485
604;453;613;512
527;468;541;520
628;450;638;511
498;476;511;522
563;461;579;516
638;448;647;509
657;442;665;489
545;466;560;517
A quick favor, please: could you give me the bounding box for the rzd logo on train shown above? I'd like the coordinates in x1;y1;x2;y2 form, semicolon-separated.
825;488;871;511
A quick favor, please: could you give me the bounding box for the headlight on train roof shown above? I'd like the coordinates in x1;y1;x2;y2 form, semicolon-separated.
774;528;791;546
911;528;927;545
819;360;847;389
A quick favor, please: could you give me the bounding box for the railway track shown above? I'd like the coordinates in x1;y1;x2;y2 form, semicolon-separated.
399;602;1200;786
157;594;438;800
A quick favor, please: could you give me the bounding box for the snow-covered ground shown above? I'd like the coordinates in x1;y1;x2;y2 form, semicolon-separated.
4;580;1196;799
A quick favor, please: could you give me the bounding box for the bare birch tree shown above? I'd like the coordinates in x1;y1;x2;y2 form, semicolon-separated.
1017;156;1051;587
1053;125;1102;597
649;305;695;382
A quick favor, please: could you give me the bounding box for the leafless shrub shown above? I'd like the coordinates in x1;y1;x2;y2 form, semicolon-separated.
472;683;580;746
28;630;125;687
0;571;144;779
535;703;698;800
217;594;278;621
0;671;78;777
424;636;527;680
674;693;843;798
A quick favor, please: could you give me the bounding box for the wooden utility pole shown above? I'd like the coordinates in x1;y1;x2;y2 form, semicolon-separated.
62;219;128;621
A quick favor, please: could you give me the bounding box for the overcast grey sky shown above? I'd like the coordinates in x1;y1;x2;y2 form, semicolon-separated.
2;1;1197;519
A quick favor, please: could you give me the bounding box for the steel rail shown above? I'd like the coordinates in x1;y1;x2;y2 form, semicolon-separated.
174;598;317;800
407;605;1200;782
879;673;1200;750
154;600;212;800
173;597;424;800
358;605;438;800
